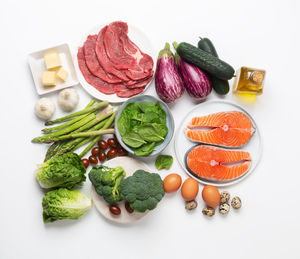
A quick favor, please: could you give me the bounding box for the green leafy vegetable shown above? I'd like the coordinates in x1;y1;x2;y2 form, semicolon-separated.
88;165;126;204
42;188;92;223
35;152;86;189
138;124;165;142
119;170;165;212
122;132;146;148
117;101;168;156
134;142;156;156
117;112;130;136
155;155;173;170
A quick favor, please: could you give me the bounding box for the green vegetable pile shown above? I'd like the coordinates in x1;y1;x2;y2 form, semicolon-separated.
117;101;168;156
89;165;125;204
42;188;92;223
35;152;92;223
32;99;117;160
88;166;165;213
119;170;165;212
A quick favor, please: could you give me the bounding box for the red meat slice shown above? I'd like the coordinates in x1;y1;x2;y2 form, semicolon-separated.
77;47;117;95
126;74;153;89
116;86;145;98
126;71;153;86
95;26;129;81
83;35;121;84
103;21;154;81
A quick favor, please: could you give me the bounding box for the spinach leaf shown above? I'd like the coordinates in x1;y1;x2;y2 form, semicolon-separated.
134;142;156;156
138;102;155;113
138;124;165;142
155;155;173;170
122;132;146;148
155;102;166;124
143;112;160;123
117;112;130;136
124;102;140;113
152;123;168;138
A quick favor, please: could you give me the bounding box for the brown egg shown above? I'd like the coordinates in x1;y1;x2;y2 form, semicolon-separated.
181;178;199;201
202;185;220;207
163;174;182;193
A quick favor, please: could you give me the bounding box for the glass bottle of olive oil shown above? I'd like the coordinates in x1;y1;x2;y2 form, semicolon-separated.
232;67;266;95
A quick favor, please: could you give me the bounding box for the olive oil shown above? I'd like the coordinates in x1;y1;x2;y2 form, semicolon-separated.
232;67;266;95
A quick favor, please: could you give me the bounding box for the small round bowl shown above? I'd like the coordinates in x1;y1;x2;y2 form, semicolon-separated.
115;95;174;157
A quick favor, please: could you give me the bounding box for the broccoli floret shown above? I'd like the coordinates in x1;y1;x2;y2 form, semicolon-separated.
35;152;86;189
42;188;92;223
88;165;126;205
119;170;165;212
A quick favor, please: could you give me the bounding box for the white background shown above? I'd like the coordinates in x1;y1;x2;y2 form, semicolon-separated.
0;0;299;258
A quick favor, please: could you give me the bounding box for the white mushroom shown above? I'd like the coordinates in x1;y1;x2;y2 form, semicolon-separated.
58;88;79;112
34;98;56;120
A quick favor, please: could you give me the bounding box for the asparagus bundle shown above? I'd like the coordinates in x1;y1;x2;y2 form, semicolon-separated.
31;99;117;161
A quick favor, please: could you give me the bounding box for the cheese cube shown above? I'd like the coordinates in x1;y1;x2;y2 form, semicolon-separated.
44;51;61;71
42;71;56;86
56;68;68;82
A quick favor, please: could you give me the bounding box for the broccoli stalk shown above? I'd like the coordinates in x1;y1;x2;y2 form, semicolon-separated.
88;166;126;205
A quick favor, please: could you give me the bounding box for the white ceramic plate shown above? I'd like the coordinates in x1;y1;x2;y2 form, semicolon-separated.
91;156;150;224
74;23;156;103
28;44;78;95
174;100;262;187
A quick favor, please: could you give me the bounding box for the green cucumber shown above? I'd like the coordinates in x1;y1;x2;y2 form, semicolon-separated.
176;42;234;81
198;38;218;57
197;38;230;95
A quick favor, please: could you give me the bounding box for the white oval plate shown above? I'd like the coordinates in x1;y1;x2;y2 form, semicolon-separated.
74;23;156;103
174;100;262;187
91;156;150;224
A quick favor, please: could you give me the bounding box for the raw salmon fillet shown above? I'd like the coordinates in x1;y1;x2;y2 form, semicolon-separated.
186;145;251;181
185;111;254;147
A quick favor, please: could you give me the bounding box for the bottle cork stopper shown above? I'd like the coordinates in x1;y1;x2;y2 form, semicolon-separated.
250;71;264;84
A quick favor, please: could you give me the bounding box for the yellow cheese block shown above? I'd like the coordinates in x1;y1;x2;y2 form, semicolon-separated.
42;71;56;86
44;51;61;71
57;68;68;82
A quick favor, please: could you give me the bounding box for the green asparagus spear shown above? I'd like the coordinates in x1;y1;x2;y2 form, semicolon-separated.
44;101;109;126
44;142;60;162
78;108;118;158
71;111;113;133
32;113;96;143
53;118;109;157
41;99;95;133
43;129;115;143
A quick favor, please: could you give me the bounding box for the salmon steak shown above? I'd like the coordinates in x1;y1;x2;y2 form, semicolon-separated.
185;111;255;147
186;145;251;181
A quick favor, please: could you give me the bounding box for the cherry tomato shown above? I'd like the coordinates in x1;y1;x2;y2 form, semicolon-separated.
91;147;100;156
89;155;98;165
81;158;89;168
109;205;121;215
107;138;118;148
98;151;106;163
98;139;108;150
117;147;128;156
125;201;134;213
107;148;117;160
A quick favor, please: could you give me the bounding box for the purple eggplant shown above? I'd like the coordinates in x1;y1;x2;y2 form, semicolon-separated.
173;42;212;100
155;43;184;103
